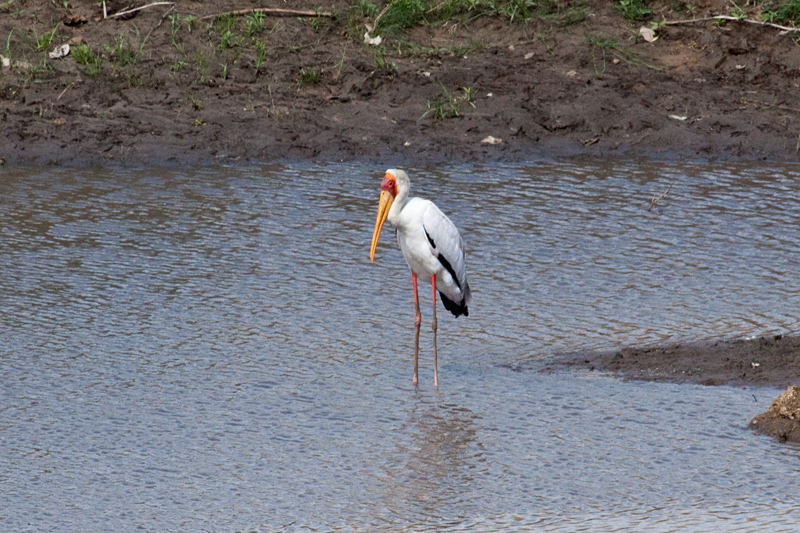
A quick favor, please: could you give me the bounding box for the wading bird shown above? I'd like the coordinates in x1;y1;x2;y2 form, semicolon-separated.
369;169;471;387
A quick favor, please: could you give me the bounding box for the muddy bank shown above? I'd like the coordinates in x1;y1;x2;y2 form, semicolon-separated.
2;0;800;166
553;335;800;388
550;335;800;442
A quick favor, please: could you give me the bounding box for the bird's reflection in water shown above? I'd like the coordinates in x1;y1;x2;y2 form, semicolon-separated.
372;394;485;527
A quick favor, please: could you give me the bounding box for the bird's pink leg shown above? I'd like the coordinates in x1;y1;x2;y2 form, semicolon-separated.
412;272;421;387
431;273;438;388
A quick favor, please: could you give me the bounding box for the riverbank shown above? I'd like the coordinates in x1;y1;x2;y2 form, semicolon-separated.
549;335;800;442
553;335;800;389
2;0;800;166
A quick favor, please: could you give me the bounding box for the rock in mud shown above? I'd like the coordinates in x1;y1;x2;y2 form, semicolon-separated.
750;386;800;444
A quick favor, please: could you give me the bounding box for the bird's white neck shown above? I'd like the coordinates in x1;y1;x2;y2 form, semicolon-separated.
387;190;409;227
385;169;411;228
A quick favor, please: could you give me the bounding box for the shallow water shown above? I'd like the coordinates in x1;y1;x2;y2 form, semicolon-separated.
1;161;799;532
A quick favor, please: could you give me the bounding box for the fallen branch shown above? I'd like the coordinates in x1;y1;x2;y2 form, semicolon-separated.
200;8;332;21
648;182;675;211
107;2;175;20
665;15;800;33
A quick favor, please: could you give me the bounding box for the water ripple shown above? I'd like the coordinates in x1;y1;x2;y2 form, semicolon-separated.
1;161;800;531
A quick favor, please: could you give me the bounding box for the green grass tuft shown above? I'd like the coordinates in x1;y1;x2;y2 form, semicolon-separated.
72;43;102;76
298;66;323;86
617;0;652;20
246;11;265;35
422;85;475;121
761;0;800;25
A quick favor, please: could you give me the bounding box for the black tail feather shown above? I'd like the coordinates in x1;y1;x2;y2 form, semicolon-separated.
439;291;469;318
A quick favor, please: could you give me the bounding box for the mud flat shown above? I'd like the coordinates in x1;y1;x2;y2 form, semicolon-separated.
553;335;800;442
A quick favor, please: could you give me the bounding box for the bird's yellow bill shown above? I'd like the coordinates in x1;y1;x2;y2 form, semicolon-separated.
370;190;394;262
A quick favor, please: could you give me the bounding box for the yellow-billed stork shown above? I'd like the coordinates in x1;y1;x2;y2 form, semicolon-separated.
369;169;472;387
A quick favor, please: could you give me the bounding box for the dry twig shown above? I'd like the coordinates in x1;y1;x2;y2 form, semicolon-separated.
648;182;675;211
665;15;800;33
103;2;175;19
200;8;332;21
107;2;175;19
373;0;399;29
57;82;75;101
154;3;177;29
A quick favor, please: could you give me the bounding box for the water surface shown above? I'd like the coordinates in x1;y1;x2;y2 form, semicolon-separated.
1;161;799;532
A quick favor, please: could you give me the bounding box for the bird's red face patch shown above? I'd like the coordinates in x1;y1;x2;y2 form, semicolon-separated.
381;174;397;198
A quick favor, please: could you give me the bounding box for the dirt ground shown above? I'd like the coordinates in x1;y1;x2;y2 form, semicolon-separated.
555;335;800;388
1;0;800;166
2;0;798;439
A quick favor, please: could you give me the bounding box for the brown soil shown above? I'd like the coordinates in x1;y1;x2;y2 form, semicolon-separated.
554;334;800;388
2;0;800;166
551;335;800;442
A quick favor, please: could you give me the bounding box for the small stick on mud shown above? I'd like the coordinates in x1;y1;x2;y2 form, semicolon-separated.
57;82;75;101
648;182;675;211
426;0;451;14
665;16;800;33
153;3;176;29
107;2;175;20
200;8;333;21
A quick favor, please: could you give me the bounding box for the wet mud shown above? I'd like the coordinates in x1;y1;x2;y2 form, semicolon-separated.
553;335;800;442
2;0;800;166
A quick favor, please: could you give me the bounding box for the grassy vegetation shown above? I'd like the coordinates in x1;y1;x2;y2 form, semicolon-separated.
760;0;800;24
31;26;58;52
342;0;596;42
3;0;799;93
585;31;664;73
374;49;398;73
253;41;267;76
298;66;323;87
105;34;139;67
584;33;616;76
245;11;265;35
350;0;800;30
72;43;103;77
422;85;476;121
617;0;652;21
4;28;12;58
193;51;211;83
364;0;544;34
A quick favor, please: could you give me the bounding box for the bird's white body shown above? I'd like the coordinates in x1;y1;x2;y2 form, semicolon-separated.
381;169;471;317
388;197;470;313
